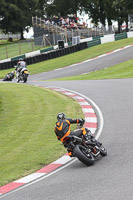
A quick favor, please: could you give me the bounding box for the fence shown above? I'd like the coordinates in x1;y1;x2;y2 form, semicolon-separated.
0;39;44;61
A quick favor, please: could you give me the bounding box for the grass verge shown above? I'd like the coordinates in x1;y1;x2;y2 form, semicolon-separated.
0;37;133;79
0;83;83;186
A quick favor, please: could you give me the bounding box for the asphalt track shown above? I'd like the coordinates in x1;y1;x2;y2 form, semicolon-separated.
1;46;133;200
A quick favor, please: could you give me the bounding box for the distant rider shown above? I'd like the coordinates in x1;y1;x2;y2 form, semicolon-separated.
54;112;101;156
3;71;15;81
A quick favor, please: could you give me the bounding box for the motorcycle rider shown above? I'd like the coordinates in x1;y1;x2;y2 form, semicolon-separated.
15;58;27;81
54;112;101;156
3;71;15;81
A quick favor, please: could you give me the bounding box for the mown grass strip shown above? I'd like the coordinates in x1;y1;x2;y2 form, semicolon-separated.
0;83;83;186
0;37;133;79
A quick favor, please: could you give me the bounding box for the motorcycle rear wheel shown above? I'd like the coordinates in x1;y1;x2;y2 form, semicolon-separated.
73;144;94;166
23;75;27;83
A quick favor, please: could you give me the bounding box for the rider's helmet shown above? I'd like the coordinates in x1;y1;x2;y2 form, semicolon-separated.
19;58;23;61
57;113;66;120
18;58;23;64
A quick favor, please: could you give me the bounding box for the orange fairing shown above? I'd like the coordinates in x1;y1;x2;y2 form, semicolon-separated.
81;128;87;135
68;152;72;157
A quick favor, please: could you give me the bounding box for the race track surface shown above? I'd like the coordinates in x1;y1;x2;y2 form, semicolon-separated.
1;46;133;200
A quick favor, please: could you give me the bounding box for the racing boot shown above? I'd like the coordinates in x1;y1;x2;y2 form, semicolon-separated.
91;137;102;147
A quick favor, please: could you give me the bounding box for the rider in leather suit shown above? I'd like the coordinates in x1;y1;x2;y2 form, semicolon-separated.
54;113;101;156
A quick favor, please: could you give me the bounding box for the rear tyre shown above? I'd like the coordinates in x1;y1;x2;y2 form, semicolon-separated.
17;78;20;83
23;75;27;83
73;144;94;166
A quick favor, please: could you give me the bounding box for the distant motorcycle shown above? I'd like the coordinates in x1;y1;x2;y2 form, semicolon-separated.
15;67;30;83
3;71;15;81
63;123;107;166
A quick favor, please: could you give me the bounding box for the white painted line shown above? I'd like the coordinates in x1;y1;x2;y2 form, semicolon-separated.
85;117;97;123
113;49;122;52
64;92;75;96
123;45;131;48
97;54;106;58
82;108;95;113
82;59;92;63
81;72;89;75
53;89;65;92
52;155;72;165
14;173;46;184
78;102;90;105
54;68;63;71
73;96;85;100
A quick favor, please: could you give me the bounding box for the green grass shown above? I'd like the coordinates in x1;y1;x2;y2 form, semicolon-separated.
0;41;43;60
50;58;133;81
0;37;133;79
0;83;83;186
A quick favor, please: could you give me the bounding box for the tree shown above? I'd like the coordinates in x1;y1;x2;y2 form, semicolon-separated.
0;0;46;39
45;0;84;16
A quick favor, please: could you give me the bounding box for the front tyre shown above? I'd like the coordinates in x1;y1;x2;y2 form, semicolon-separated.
73;145;94;166
99;145;107;156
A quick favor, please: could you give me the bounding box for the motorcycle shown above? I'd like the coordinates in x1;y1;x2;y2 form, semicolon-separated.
63;124;107;166
16;67;30;83
3;71;15;81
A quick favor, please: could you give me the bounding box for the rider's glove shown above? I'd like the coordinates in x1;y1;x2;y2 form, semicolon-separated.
78;118;85;126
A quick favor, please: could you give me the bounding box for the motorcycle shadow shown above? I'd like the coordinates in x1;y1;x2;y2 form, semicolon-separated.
72;155;104;168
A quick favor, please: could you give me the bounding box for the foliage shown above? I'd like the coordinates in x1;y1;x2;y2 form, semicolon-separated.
45;0;133;32
0;0;46;39
0;0;133;39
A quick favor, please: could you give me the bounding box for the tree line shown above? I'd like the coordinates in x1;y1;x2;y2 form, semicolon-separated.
0;0;133;39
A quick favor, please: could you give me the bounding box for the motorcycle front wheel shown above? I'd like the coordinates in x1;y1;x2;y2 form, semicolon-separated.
73;144;94;166
99;145;107;156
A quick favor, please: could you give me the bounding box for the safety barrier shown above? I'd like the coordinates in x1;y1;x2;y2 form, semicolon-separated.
11;54;25;61
114;32;127;41
87;38;101;48
40;47;54;53
0;42;88;70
